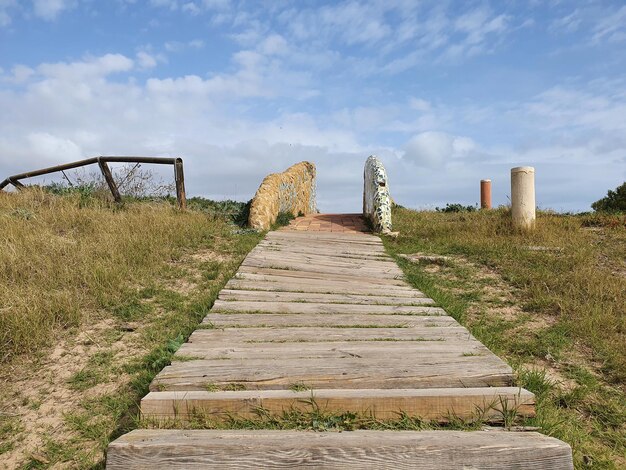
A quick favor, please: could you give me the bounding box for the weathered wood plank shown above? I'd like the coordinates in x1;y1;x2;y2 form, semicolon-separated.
267;232;384;245
241;259;403;278
150;355;512;391
211;300;446;316
175;340;492;361
237;266;408;286
141;387;536;422
217;290;435;305
202;313;456;328
107;430;574;469
245;251;400;269
263;235;382;244
188;327;475;344
255;243;391;260
225;278;426;297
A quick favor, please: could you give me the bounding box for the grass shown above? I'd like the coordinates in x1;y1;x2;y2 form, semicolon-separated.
0;188;262;468
143;392;530;433
383;206;626;469
0;189;249;361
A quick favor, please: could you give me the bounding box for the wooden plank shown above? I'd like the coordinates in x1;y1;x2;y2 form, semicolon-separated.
245;251;400;268
242;256;403;275
150;355;512;391
255;244;391;260
217;290;435;305
202;313;456;328
267;232;384;245
188;327;475;344
107;430;574;469
263;235;382;244
229;274;422;293
212;300;446;316
175;341;492;361
258;243;387;257
141;387;536;422
256;239;388;252
241;259;403;279
237;266;408;286
225;279;426;297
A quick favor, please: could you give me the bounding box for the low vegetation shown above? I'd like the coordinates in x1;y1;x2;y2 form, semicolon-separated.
591;181;626;213
0;188;261;467
384;206;625;469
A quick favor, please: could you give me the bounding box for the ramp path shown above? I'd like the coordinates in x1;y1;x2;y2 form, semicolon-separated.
107;214;573;469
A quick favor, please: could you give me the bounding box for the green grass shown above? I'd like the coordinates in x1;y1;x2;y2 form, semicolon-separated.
0;188;262;468
383;206;626;469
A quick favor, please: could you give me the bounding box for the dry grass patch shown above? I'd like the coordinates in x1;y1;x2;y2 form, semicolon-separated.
384;207;626;468
0;188;261;468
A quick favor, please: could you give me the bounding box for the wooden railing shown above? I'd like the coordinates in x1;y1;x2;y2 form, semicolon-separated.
0;156;186;209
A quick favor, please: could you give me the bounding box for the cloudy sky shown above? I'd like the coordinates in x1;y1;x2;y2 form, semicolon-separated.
1;0;625;212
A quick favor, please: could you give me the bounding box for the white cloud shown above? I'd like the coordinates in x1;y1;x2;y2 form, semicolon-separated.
164;39;205;53
136;51;157;69
592;5;626;43
0;0;16;27
550;9;581;33
409;98;431;112
27;132;83;161
149;0;178;11
3;64;34;83
402;132;476;168
258;34;288;56
32;0;75;21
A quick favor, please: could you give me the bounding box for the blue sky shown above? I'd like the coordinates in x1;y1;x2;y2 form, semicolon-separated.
1;0;625;212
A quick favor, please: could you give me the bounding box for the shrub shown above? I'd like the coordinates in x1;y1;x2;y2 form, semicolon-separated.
591;182;626;213
435;203;477;213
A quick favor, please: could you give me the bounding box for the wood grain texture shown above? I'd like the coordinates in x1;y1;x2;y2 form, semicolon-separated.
175;340;492;361
187;326;475;343
244;251;402;270
253;244;391;260
217;290;435;305
149;355;513;391
237;266;409;286
211;300;446;316
225;279;426;297
201;313;457;328
241;259;403;279
141;387;536;422
106;430;574;469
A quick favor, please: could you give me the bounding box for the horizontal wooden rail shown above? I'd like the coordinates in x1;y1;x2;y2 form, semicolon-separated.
0;156;186;209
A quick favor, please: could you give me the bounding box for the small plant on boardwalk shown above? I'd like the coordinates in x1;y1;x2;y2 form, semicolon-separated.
271;211;295;229
288;382;311;392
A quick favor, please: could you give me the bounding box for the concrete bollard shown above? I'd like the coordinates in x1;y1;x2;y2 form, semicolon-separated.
480;179;492;209
511;166;536;230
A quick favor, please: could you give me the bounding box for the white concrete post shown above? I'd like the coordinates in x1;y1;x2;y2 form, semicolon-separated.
511;166;536;230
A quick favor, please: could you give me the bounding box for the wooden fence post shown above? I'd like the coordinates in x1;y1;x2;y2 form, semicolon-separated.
174;158;186;210
97;159;122;203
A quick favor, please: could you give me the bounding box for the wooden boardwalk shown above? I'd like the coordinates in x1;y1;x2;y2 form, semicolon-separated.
107;217;573;468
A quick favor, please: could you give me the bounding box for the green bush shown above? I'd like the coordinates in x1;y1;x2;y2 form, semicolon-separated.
592;182;626;213
272;211;295;229
435;203;477;213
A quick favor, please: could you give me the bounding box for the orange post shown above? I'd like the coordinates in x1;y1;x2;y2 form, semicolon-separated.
480;179;492;209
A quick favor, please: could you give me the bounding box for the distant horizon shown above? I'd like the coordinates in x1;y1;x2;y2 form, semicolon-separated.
1;1;625;214
0;155;617;214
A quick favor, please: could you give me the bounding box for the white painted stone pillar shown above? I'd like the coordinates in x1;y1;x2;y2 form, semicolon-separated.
511;166;536;230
